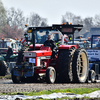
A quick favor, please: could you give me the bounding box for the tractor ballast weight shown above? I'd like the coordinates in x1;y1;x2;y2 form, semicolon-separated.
11;23;89;83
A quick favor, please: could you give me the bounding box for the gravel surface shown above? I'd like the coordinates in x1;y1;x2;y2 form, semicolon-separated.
0;79;100;93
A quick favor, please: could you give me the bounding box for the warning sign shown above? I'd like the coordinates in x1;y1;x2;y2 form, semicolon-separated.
86;49;100;61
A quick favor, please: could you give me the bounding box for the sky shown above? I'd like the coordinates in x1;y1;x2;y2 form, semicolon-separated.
2;0;100;25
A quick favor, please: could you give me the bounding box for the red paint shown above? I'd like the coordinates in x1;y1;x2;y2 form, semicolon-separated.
29;44;42;49
59;45;77;49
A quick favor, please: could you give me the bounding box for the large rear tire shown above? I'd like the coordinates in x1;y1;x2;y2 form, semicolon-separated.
0;60;7;76
72;48;89;83
57;49;75;83
46;67;56;84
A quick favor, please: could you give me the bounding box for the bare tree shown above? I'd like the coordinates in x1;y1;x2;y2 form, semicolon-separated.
83;17;94;31
0;7;26;39
6;7;25;29
62;15;66;23
1;24;24;39
93;14;100;26
62;12;75;24
0;0;7;26
73;16;83;24
27;13;48;27
40;18;48;26
61;12;83;25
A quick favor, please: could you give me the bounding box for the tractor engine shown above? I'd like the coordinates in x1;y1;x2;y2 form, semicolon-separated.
12;46;52;81
25;47;52;73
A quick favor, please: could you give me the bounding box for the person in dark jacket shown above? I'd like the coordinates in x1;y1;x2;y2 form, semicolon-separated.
44;35;57;59
5;46;13;61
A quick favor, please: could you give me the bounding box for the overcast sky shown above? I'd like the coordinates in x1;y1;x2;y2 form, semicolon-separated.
2;0;100;25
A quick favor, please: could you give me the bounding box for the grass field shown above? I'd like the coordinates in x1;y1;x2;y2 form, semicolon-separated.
0;88;100;100
0;88;100;96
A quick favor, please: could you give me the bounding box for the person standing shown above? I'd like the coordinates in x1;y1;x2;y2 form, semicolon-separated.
6;46;13;62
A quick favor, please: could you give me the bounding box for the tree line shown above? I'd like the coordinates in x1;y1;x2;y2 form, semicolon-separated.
0;0;100;39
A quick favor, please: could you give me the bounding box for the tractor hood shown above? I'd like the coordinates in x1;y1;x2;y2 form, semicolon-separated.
24;50;52;57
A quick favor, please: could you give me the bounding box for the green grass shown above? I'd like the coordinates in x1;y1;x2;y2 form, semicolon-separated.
0;74;11;79
0;88;100;96
0;88;100;100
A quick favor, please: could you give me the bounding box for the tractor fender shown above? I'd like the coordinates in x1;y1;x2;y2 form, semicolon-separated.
58;45;77;50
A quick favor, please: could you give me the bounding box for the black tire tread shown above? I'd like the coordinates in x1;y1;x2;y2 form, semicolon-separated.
57;49;75;82
0;60;7;76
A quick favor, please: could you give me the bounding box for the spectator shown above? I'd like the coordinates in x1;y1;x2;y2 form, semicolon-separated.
5;46;13;62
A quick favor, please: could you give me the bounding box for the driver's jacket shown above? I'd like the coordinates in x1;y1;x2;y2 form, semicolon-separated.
44;40;57;51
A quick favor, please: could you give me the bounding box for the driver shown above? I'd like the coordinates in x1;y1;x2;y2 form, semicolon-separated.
44;35;57;59
5;46;13;62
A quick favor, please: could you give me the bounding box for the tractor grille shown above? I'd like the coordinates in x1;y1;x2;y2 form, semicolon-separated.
25;57;36;66
24;52;36;57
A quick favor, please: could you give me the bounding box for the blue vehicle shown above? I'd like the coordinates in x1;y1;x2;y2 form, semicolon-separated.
86;35;100;82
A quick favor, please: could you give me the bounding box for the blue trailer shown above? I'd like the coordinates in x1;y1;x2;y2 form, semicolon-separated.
86;35;100;82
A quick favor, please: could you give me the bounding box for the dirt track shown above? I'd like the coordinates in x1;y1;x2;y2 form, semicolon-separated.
0;79;100;93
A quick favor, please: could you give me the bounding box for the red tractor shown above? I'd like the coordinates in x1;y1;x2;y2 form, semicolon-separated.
11;24;89;83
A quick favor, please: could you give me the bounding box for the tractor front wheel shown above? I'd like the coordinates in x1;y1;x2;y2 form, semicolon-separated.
46;67;56;83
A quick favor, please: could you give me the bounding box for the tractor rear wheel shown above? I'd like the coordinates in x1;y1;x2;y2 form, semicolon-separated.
46;67;56;83
0;60;7;76
57;49;75;83
72;48;89;83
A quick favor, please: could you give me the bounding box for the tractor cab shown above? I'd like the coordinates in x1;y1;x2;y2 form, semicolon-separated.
24;26;62;50
24;24;83;50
